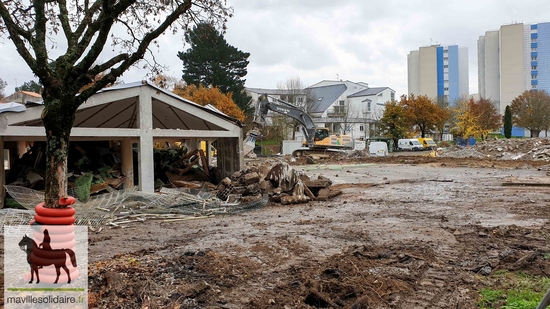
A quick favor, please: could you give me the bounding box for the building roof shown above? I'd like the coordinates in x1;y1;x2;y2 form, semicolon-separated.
306;84;347;113
348;87;390;97
20;91;42;98
1;81;243;133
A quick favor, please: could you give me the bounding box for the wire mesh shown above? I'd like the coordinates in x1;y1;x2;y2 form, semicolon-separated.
0;209;35;235
3;184;269;231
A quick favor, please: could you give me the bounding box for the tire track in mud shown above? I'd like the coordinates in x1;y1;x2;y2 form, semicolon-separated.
401;244;468;309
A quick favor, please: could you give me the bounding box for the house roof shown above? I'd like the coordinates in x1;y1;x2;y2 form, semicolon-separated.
20;91;42;98
306;84;347;113
348;87;389;97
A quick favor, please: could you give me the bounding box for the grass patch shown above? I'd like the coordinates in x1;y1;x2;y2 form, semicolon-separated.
478;271;550;308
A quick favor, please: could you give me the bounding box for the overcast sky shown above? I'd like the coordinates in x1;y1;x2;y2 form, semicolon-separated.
1;0;548;98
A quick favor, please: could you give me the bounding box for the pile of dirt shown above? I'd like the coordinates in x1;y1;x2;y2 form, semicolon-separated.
440;138;550;161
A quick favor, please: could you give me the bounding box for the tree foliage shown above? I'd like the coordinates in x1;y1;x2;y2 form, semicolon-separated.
504;105;512;138
178;23;252;116
0;0;231;207
0;77;7;99
510;90;550;137
400;94;449;138
15;80;43;94
173;84;245;122
151;74;182;91
451;98;481;139
471;98;501;140
378;100;410;144
451;97;501;139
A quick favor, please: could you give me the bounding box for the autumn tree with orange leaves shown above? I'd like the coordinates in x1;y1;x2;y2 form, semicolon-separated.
400;94;449;138
450;97;501;140
471;98;501;140
173;84;245;122
450;97;481;139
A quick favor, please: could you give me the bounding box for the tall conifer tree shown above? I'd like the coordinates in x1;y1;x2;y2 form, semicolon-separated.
178;23;252;116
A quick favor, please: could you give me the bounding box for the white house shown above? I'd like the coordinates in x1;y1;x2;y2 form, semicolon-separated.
247;80;395;141
307;80;395;140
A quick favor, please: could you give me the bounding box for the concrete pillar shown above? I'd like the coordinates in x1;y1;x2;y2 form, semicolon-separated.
216;137;242;179
0;137;4;208
206;140;212;166
138;89;155;193
121;139;134;190
17;141;28;158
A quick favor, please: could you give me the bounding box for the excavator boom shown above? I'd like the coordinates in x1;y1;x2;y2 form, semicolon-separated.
244;93;353;157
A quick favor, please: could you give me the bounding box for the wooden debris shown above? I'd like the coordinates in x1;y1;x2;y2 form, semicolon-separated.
90;182;109;195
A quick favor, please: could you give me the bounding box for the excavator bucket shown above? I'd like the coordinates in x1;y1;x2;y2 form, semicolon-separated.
244;129;260;157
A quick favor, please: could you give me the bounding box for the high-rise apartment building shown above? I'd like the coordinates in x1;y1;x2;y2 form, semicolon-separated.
407;45;469;104
478;22;550;115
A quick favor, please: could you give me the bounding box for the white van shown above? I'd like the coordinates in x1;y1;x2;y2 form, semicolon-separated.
397;139;423;151
368;141;388;156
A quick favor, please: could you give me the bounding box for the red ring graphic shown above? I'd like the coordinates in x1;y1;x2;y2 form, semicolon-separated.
35;203;76;217
34;214;75;225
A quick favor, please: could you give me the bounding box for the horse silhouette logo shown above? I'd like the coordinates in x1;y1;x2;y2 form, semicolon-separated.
18;229;77;284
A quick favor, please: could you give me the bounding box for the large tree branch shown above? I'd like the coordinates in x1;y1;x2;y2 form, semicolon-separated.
72;0;137;72
73;0;103;40
76;0;194;103
0;2;37;70
57;0;75;47
88;54;129;76
32;0;51;81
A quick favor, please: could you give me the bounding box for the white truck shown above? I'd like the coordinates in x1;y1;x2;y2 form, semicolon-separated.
369;141;388;156
397;139;423;151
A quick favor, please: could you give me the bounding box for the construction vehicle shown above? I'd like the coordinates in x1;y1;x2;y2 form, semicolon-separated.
244;93;354;157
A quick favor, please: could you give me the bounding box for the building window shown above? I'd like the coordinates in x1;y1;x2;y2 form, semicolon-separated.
367;102;371;112
443;57;448;61
359;125;364;132
444;65;448;69
339;100;345;105
333;105;345;114
532;75;538;79
444;87;449;91
532;66;538;70
532;85;538;89
391;92;395;101
297;97;304;103
532;56;538;61
532;48;537;52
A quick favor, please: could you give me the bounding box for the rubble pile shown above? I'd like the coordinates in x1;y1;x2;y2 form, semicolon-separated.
440;138;550;161
216;160;341;205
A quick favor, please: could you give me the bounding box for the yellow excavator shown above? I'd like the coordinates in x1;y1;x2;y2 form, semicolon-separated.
244;93;354;157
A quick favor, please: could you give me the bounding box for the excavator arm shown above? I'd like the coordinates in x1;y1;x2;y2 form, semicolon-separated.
244;93;315;157
243;93;353;157
254;93;316;146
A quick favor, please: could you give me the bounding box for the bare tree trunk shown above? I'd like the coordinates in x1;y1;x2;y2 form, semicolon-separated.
42;98;75;208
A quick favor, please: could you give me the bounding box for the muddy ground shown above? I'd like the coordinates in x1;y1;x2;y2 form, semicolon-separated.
83;155;550;308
